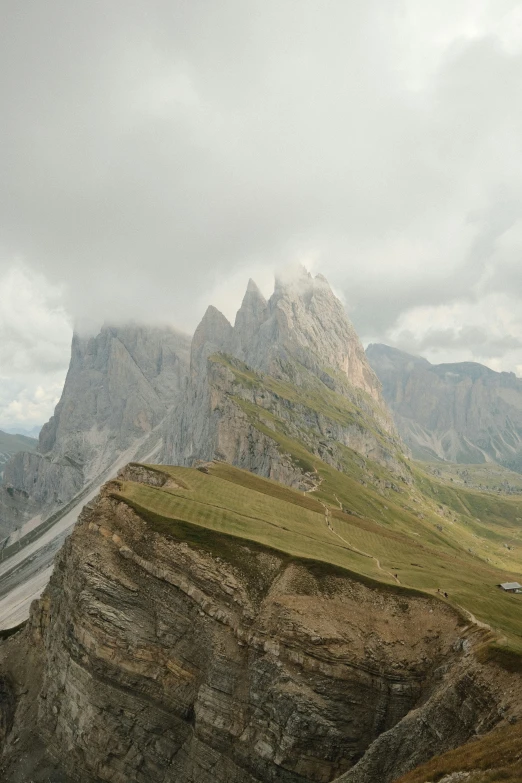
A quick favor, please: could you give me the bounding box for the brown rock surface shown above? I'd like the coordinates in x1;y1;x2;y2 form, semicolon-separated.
0;468;518;782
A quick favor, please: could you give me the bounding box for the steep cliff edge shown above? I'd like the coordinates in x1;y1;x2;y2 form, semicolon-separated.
0;464;521;783
393;718;522;783
366;343;522;468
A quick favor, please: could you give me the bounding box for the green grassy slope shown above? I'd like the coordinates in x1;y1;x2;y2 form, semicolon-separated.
420;460;522;494
395;720;522;783
110;348;522;781
113;457;522;654
222;357;522;572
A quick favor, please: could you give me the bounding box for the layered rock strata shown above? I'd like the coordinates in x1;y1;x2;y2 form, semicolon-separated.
0;468;518;783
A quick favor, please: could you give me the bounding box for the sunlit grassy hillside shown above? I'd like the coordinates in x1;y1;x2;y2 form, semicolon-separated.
109;349;522;781
113;456;522;657
420;460;522;494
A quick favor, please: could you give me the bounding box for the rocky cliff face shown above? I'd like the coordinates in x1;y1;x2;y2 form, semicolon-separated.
0;466;517;783
366;343;522;468
0;324;191;539
1;271;395;543
235;270;382;401
161;269;403;485
0;270;408;633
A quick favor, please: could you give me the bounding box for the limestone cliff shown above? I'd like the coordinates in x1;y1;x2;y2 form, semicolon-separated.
235;268;382;402
0;466;518;783
1;271;395;543
0;324;190;539
160;270;404;485
366;343;522;468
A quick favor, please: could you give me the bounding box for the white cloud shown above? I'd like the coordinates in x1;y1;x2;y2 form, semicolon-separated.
379;292;522;372
0;263;71;429
0;378;65;431
1;0;522;428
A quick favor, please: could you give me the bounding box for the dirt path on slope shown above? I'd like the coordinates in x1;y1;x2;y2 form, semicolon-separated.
305;469;401;585
305;471;506;642
318;497;402;585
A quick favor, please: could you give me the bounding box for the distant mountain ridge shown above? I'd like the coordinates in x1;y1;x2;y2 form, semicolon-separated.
366;343;522;468
0;430;38;479
3;425;41;438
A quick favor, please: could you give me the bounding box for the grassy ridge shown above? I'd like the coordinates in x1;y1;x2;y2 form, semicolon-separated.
113;461;522;649
395;720;522;783
113;350;522;781
114;467;387;582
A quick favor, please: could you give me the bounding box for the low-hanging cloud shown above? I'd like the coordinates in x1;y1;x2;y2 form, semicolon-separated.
2;1;522;425
0;266;71;428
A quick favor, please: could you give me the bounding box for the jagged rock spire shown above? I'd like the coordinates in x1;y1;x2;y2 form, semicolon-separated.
235;268;379;399
234;279;268;353
191;305;234;373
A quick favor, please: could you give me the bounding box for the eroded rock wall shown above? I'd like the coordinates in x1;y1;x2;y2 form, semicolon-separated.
0;471;516;783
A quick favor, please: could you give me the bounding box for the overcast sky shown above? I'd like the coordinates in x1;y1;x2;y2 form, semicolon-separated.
2;0;522;430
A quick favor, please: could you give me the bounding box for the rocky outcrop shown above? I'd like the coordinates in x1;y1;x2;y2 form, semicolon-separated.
236;268;383;402
0;325;191;539
39;324;191;461
234;278;269;355
163;358;311;489
0;468;516;783
1;451;83;532
160;269;404;483
337;665;508;783
366;343;522;468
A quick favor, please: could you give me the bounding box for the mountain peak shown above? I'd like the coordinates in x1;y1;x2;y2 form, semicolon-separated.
237;279;267;314
191;306;233;371
366;343;430;370
245;278;264;297
199;304;231;326
232;268;383;400
234;279;269;355
273;263;313;298
313;272;329;285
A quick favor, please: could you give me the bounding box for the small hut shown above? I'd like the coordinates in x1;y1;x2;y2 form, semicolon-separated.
499;582;522;593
